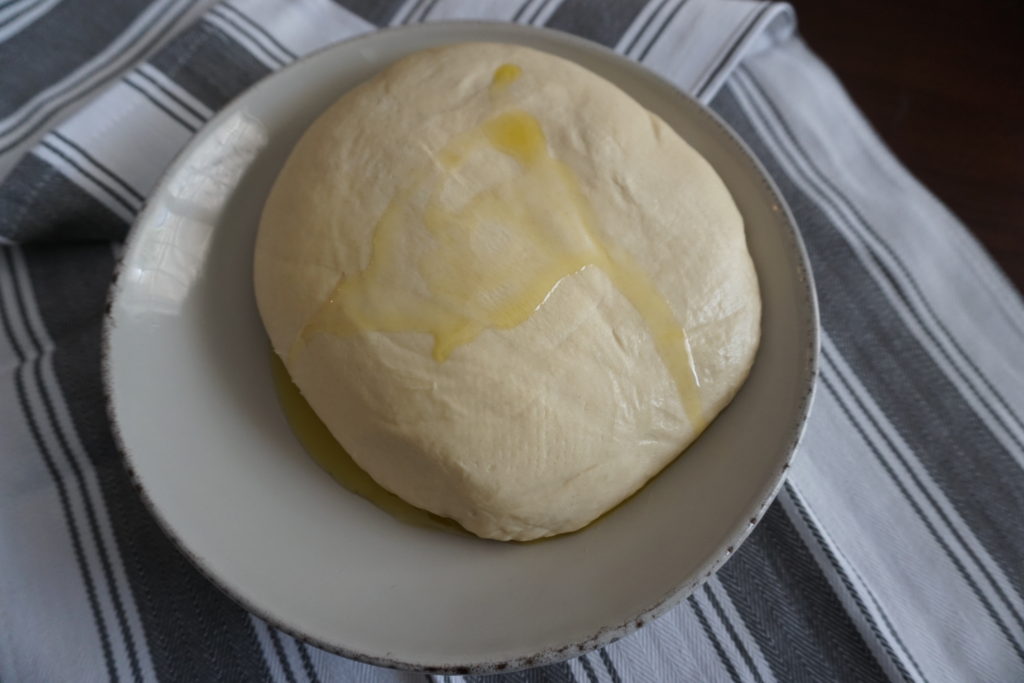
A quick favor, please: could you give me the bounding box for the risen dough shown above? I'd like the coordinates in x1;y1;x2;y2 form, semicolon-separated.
254;43;760;541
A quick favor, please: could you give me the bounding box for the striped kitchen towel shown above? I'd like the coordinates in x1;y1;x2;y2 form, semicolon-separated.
2;1;1023;682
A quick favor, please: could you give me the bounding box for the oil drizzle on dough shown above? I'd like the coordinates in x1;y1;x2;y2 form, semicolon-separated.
490;62;521;91
299;65;704;426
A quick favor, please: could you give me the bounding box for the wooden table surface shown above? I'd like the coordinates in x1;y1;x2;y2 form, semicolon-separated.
787;0;1024;293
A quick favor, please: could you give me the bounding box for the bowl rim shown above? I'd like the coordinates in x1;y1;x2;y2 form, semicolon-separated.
102;20;820;675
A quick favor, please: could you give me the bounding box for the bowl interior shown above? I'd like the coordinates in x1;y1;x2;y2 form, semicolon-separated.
107;22;817;672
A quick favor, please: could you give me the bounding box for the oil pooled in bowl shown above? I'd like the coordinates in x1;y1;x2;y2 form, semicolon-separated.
271;353;663;543
269;354;470;537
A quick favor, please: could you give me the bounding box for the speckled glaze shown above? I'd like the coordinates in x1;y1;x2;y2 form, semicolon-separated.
103;22;818;674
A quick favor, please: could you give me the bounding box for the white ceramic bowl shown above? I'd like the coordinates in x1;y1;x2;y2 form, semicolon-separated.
105;22;818;674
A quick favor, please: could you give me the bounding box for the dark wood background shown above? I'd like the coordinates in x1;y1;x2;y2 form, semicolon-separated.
786;0;1024;293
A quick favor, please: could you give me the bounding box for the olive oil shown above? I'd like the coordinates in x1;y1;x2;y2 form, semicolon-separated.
270;354;469;536
296;64;704;427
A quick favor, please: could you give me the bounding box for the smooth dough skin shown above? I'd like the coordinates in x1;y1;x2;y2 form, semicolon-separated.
254;43;761;541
